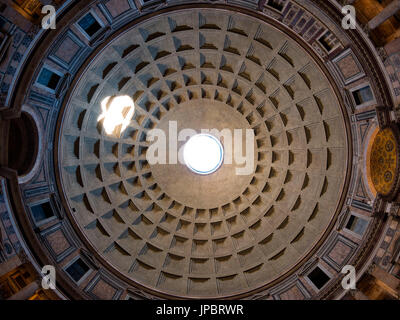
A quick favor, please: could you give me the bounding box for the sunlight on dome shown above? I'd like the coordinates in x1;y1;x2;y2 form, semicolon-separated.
98;95;135;136
183;134;224;175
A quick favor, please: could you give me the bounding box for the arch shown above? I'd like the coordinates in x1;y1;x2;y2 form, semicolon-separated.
8;112;38;177
7;105;44;184
365;124;380;198
366;125;400;200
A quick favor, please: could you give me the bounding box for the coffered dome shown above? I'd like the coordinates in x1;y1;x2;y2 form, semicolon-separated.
58;9;348;298
1;0;399;302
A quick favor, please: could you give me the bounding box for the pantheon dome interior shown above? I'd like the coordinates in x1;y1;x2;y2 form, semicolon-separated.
0;0;400;301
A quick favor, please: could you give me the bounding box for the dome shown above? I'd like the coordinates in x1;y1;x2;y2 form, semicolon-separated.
57;9;348;298
0;0;399;301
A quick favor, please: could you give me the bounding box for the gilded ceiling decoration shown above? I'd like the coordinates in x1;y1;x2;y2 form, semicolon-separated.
368;127;398;197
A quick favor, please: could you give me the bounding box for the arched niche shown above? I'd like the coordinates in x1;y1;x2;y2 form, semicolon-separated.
7;106;44;184
366;125;400;201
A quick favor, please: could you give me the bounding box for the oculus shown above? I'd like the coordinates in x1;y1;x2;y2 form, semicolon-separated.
183;134;224;175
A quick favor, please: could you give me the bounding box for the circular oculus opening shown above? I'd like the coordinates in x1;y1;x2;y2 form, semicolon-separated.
183;134;224;175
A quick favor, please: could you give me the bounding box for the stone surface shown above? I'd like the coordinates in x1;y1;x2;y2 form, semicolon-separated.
57;8;348;298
